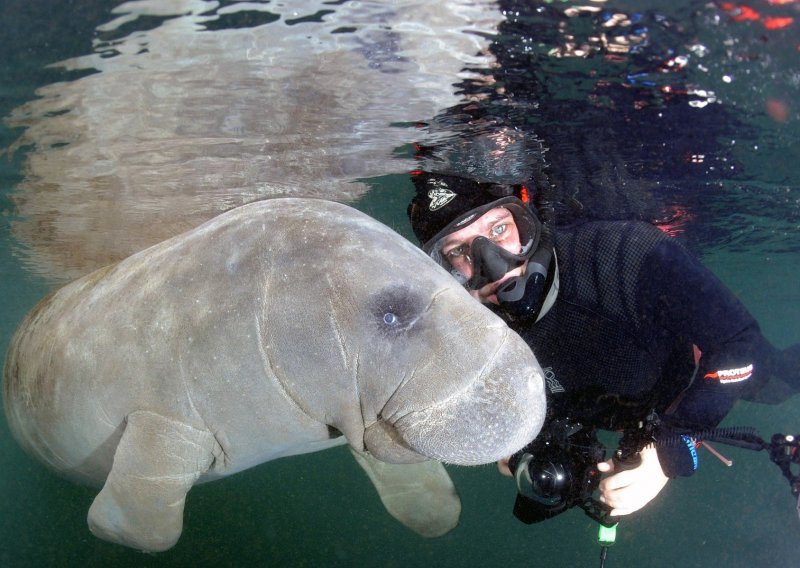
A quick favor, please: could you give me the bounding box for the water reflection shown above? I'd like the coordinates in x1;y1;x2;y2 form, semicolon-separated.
3;0;502;281
415;1;733;231
415;0;798;254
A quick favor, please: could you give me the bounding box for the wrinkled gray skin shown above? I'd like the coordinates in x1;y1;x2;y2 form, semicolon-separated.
3;198;545;552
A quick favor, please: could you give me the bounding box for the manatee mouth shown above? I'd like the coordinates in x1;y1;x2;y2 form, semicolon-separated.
390;330;546;466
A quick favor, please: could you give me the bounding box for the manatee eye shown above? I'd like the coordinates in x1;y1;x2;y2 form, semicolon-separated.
369;285;427;334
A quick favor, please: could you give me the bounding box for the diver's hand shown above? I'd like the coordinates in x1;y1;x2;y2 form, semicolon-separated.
596;444;668;516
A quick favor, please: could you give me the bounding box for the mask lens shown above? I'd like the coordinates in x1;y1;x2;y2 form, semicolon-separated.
425;200;540;290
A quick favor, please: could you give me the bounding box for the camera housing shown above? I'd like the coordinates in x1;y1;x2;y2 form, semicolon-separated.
509;418;613;525
510;412;800;528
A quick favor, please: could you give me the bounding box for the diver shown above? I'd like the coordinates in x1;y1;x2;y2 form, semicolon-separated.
407;170;800;517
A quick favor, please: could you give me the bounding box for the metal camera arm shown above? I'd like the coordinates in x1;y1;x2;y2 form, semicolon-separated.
511;406;800;526
767;433;800;502
643;419;800;517
614;410;661;465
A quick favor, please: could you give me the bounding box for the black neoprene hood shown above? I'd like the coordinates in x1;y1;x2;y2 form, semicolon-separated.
408;171;521;247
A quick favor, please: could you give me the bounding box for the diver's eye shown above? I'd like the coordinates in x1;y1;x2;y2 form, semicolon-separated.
383;313;399;326
491;222;508;239
445;244;467;260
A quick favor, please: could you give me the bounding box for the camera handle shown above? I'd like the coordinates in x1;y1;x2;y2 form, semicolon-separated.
582;414;658;568
611;445;644;472
585;455;643;568
574;413;656;528
579;452;643;527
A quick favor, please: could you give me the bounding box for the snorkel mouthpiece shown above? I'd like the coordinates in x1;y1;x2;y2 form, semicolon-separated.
467;236;526;289
496;249;552;321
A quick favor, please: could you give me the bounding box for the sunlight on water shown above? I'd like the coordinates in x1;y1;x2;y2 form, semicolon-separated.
3;0;501;281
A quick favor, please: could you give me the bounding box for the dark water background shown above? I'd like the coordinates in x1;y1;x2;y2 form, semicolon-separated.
2;1;799;566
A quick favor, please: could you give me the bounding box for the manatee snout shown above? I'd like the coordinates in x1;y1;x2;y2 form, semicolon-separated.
395;330;546;466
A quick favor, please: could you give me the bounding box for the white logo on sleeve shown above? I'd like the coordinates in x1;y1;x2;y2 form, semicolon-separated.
544;367;565;393
704;364;753;384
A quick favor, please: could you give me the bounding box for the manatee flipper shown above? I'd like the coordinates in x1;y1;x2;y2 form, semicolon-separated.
87;411;218;552
350;448;461;538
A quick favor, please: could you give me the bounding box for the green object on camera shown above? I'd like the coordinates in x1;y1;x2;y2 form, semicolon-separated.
598;523;618;546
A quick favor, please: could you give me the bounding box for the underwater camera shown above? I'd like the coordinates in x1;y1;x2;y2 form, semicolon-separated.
508;418;621;526
508;412;800;527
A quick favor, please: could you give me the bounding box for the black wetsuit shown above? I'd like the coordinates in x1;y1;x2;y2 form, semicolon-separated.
513;220;800;476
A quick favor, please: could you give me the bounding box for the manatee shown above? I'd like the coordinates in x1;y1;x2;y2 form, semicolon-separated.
3;198;546;552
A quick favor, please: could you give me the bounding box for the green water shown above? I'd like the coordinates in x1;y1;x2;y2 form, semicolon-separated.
2;1;800;567
3;175;799;568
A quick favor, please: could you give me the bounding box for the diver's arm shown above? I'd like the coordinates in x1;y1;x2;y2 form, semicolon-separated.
639;239;762;476
596;234;763;511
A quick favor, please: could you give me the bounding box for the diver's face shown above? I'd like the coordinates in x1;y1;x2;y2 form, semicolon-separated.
439;207;525;304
